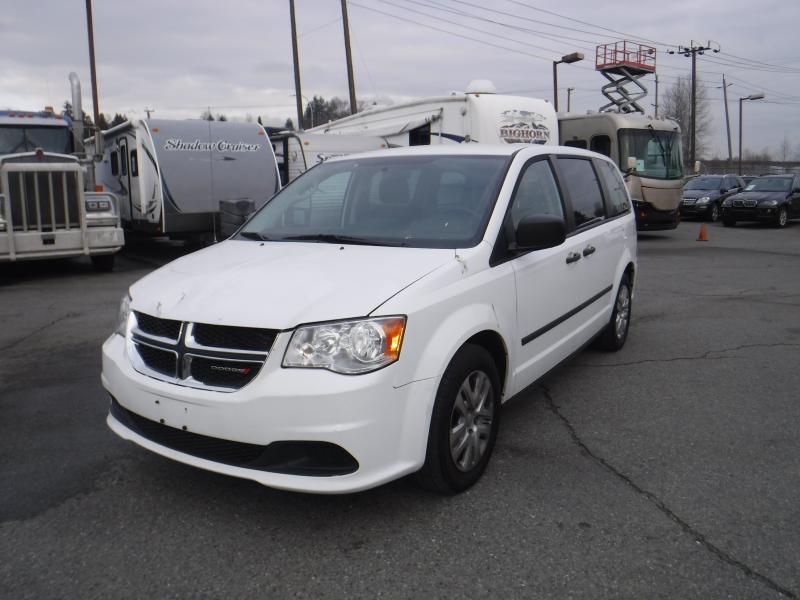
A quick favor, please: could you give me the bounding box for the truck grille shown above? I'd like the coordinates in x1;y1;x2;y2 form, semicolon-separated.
129;312;278;392
4;168;82;232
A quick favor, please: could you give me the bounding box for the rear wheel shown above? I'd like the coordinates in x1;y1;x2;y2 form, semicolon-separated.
594;274;632;352
416;345;501;494
91;254;115;272
776;206;788;228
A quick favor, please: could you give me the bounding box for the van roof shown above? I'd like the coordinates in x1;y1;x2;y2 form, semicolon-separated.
326;143;609;163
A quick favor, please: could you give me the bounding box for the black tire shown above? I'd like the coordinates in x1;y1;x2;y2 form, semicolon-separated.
593;274;632;352
775;206;788;228
707;202;720;223
722;217;736;227
90;253;115;272
415;344;501;494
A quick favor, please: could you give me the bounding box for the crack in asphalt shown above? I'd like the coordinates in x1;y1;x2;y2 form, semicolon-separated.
575;342;800;368
0;311;82;353
541;385;797;599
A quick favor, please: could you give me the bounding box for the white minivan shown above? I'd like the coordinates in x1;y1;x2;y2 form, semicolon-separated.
102;144;637;494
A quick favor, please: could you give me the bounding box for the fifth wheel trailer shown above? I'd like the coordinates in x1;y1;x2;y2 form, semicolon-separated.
91;119;280;239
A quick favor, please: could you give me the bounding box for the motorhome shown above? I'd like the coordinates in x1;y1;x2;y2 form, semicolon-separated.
92;119;280;240
309;80;559;148
271;131;388;185
0;74;124;270
559;112;684;230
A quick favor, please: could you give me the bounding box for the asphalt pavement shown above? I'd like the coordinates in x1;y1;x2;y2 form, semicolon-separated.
1;222;799;599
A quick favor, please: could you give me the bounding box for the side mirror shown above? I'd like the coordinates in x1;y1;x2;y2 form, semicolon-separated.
515;214;566;251
626;156;637;171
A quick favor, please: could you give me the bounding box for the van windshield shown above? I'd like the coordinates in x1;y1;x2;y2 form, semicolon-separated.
0;125;72;154
239;154;509;248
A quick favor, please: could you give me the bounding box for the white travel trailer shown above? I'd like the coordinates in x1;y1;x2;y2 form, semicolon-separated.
92;119;280;239
309;80;558;148
271;131;388;185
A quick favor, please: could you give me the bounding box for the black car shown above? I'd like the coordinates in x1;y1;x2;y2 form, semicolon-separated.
721;174;800;228
680;174;745;222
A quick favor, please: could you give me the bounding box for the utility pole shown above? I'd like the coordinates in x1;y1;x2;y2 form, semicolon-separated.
566;87;574;112
654;74;659;118
341;0;358;115
289;0;305;129
668;41;720;168
721;75;733;168
84;0;101;126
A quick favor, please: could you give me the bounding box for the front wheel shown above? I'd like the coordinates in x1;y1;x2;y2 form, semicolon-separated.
415;345;501;494
707;202;720;222
594;274;632;352
776;207;788;228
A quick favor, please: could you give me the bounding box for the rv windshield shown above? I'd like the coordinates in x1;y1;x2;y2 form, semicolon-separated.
618;128;683;180
239;154;509;249
0;125;72;155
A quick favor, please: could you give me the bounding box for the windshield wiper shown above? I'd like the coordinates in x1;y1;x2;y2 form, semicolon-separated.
280;233;400;246
238;231;270;241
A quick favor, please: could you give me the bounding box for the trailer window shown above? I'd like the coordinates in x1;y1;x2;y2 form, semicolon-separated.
110;151;119;176
563;139;587;150
120;149;128;176
130;150;139;177
590;135;611;157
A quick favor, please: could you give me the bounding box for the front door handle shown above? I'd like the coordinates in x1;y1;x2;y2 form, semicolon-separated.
566;252;582;264
582;245;596;257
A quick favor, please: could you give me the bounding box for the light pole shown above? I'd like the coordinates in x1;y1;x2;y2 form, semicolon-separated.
553;52;584;112
738;93;765;175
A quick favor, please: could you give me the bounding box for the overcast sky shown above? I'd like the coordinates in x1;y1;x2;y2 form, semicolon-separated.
2;0;799;158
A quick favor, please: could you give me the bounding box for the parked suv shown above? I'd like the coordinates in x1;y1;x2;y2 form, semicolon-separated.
721;174;800;227
102;145;637;494
680;174;744;222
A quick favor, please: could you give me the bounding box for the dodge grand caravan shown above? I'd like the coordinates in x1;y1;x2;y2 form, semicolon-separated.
102;145;637;494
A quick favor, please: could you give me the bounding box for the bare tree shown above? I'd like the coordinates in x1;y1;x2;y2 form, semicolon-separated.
779;136;792;162
660;76;713;164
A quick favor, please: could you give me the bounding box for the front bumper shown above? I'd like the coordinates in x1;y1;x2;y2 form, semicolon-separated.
101;333;438;493
634;201;680;231
0;226;124;262
679;201;712;218
721;206;780;222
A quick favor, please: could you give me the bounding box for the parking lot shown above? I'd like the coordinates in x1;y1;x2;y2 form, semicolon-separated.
1;221;799;599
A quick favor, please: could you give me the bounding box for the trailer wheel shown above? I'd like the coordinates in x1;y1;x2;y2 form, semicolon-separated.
91;254;115;272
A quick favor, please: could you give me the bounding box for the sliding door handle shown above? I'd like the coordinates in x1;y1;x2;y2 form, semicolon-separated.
566;252;582;264
582;245;596;257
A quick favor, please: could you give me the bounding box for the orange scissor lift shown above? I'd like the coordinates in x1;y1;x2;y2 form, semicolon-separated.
596;41;656;113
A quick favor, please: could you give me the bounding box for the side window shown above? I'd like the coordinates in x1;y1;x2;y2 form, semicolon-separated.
510;160;564;229
563;139;587;149
590;135;611;157
596;160;630;217
110;151;119;176
130;150;139;177
557;157;607;227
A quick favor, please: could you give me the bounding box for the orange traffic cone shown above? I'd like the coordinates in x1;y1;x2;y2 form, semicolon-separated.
697;223;709;242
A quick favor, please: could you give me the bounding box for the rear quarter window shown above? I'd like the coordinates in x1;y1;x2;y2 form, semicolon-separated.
556;157;607;227
595;159;630;217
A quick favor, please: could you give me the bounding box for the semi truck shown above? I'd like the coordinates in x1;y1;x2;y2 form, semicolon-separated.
0;74;124;269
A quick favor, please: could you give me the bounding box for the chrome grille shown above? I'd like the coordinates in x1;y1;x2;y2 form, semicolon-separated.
5;168;81;232
682;198;696;205
129;312;278;392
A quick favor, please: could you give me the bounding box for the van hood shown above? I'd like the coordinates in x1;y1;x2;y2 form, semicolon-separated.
130;240;454;329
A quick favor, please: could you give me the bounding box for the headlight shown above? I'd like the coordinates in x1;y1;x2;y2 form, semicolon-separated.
283;316;406;374
696;196;711;204
759;199;778;207
86;199;112;212
116;293;132;336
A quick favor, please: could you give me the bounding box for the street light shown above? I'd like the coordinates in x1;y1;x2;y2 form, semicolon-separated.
738;93;765;175
553;52;584;112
